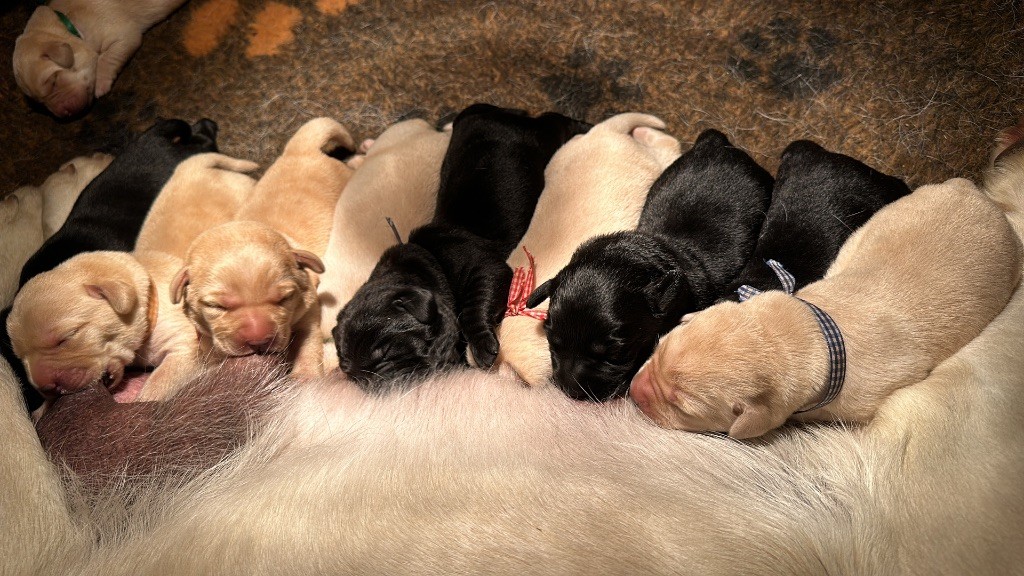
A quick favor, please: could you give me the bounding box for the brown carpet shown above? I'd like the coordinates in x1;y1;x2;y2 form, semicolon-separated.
1;0;1022;193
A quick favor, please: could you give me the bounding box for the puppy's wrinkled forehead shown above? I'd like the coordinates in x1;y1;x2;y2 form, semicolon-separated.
188;224;304;297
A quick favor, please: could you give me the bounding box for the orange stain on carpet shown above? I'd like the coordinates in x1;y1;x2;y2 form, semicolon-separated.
317;0;360;16
246;2;302;58
182;0;240;57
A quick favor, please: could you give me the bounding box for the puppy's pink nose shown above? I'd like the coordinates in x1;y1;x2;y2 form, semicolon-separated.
29;363;87;395
234;312;275;348
629;368;658;416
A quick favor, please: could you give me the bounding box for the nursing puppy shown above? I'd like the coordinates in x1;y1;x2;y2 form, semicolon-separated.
530;130;772;401
334;105;589;388
495;113;682;388
318;118;451;370
238;117;356;258
631;177;1022;438
134;152;258;259
172;222;325;376
13;0;189;117
723;140;910;296
7;250;197;404
0;190;45;310
41;152;114;238
19;117;218;287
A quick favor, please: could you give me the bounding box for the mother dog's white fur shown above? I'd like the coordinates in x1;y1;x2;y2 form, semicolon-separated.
3;148;1024;574
494;113;682;386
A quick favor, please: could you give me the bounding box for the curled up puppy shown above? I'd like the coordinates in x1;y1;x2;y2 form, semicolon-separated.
495;112;682;388
630;177;1022;438
6;250;198;406
529;130;772;401
172;222;325;376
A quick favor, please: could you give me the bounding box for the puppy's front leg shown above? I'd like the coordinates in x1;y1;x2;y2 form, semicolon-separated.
136;352;198;401
458;262;514;369
95;34;143;97
290;304;325;377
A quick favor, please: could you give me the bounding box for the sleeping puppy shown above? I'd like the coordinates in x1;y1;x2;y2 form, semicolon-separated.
529;130;773;401
19;117;218;287
134;153;258;259
630;177;1022;438
41;152;114;238
495;113;682;388
4;117;215;412
172;222;325;376
318;119;451;371
238;117;356;258
722;140;910;296
334;105;590;389
13;0;189;117
7;250;197;405
0;190;45;310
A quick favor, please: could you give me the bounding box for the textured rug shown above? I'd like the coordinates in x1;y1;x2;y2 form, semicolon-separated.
1;0;1022;194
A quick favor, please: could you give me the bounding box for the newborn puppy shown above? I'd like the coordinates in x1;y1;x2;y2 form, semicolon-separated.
334;105;590;389
134;153;258;259
723;140;910;296
0;190;45;309
13;0;189;117
495;113;682;388
238;117;356;258
530;130;773;401
172;222;325;376
7;250;198;405
19;118;218;287
631;177;1022;438
318;119;451;370
41;152;113;238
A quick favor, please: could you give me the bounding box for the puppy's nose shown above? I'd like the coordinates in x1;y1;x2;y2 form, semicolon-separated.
629;368;659;415
235;313;275;348
247;337;275;355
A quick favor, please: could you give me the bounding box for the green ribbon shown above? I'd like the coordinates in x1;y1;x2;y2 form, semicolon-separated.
37;2;83;39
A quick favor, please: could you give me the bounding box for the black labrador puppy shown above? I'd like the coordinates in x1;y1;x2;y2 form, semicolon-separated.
722;140;911;296
4;117;219;412
528;129;773;401
334;104;590;391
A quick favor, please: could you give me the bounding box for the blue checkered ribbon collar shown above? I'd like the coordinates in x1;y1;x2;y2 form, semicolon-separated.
737;260;846;414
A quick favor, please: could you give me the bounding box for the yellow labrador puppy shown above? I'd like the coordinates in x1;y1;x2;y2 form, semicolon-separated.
171;222;325;376
41;152;113;237
6;250;197;403
494;113;681;386
13;0;189;116
631;177;1023;438
134;152;258;259
318;118;451;370
0;190;45;309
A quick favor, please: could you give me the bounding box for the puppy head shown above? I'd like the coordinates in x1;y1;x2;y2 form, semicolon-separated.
7;252;150;397
13;7;98;117
529;235;683;402
629;292;824;439
174;222;323;359
333;248;461;390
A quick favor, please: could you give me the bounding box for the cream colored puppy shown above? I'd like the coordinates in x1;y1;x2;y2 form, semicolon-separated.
318;118;451;370
494;113;682;386
134;153;258;259
6;250;197;403
239;117;357;258
172;222;325;375
41;152;113;237
0;189;45;309
13;0;189;117
631;177;1022;438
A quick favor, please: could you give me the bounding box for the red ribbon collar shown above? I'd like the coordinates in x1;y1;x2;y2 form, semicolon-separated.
505;246;548;321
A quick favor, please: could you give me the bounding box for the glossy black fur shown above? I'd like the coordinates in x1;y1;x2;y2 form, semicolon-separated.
4;118;219;412
529;129;773;401
334;104;590;391
723;139;911;297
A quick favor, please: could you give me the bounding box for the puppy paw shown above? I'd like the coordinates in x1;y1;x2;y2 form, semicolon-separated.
357;138;375;153
467;332;500;369
345;154;366;169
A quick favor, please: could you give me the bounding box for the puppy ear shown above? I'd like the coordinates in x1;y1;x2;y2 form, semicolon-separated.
42;41;74;69
293;250;325;274
526;279;556;309
644;271;680;318
394;286;437;325
85;280;137;316
727;402;778;440
170;267;189;304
